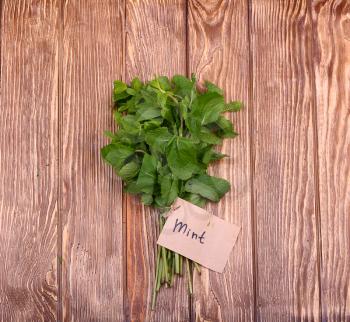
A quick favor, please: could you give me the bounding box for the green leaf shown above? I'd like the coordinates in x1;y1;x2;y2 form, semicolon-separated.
141;193;153;205
112;129;145;146
114;112;141;135
136;153;157;194
104;130;116;139
166;137;201;180
143;119;163;130
216;116;238;138
191;92;225;125
113;80;129;102
157;76;172;91
157;164;171;177
157;91;168;108
101;143;134;171
224;101;243;112
179;96;190;120
126;88;137;95
124;180;142;194
155;174;178;207
136;107;162;122
149;76;171;91
172;75;194;97
186;118;221;144
183;193;206;208
184;174;230;202
202;148;227;165
118;161;140;181
185;117;201;139
198;128;222;145
102;75;243;211
114;80;127;93
117;95;139;112
131;78;143;91
160;105;175;124
145;127;173;153
205;81;223;95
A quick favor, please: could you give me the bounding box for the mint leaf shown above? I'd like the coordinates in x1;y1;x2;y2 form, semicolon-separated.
145;127;173;154
172;75;195;98
114;112;141;135
136;153;157;194
190;92;225;125
160;105;175;124
184;174;230;202
183;192;206;208
136;106;162;122
103;75;242;208
118;161;140;181
104;130;116;139
114;80;127;93
101;143;134;171
166;137;201;180
124;180;142;194
202;148;227;165
224;101;243;112
198;128;222;145
131;78;143;91
143;119;163;130
155;174;178;208
205;81;223;95
216;116;238;138
113;80;129;102
141;193;153;205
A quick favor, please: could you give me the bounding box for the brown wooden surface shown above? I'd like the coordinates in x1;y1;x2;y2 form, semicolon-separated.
251;1;321;320
188;1;254;321
312;1;350;321
0;1;349;321
60;0;124;321
0;1;59;320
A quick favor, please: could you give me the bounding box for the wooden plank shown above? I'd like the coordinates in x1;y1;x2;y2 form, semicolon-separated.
0;1;59;320
124;1;189;321
251;0;321;320
61;1;124;320
311;1;350;320
187;1;254;321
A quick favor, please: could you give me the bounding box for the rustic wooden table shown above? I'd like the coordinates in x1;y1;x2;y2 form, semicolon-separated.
0;0;349;321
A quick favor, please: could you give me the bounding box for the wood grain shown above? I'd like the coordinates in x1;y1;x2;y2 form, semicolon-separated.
187;0;255;321
124;1;189;321
311;1;350;321
1;1;350;320
61;1;124;320
0;1;59;320
250;0;321;320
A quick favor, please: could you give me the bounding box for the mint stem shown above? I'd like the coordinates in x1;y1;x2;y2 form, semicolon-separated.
194;262;201;275
179;255;183;275
152;246;162;310
170;254;175;286
157;260;163;291
186;258;193;294
175;253;180;274
161;247;169;285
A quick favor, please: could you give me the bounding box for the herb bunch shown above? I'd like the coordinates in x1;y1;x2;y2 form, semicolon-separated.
102;75;242;308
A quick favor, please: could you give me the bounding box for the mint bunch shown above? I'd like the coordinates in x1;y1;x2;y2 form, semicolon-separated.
102;75;242;308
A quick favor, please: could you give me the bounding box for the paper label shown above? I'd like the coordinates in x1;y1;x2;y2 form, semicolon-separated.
157;198;240;273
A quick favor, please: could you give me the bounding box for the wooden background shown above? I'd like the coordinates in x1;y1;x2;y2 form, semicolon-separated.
0;0;349;321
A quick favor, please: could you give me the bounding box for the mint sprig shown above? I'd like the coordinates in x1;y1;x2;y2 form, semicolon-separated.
102;74;243;308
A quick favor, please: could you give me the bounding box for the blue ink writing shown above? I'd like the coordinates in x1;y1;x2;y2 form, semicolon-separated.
173;218;206;244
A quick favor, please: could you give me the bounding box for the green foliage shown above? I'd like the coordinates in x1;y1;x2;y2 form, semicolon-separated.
102;75;243;211
184;174;230;202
